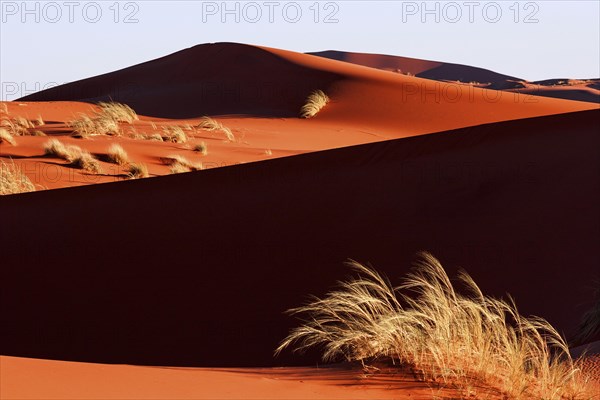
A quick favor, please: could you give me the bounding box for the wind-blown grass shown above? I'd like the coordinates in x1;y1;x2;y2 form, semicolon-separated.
1;117;33;136
162;154;202;173
43;139;81;162
197;117;235;142
126;162;149;179
193;142;208;155
69;113;120;137
161;126;187;143
98;102;138;123
0;128;16;145
276;253;596;399
69;102;137;138
0;159;35;195
71;151;102;173
43;139;101;173
106;144;129;165
300;90;329;118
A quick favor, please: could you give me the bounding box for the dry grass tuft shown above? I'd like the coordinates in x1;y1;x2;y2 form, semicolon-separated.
34;115;45;126
0;128;16;145
148;132;164;141
68;102;137;138
162;154;202;173
0;159;36;195
161;126;187;143
68;115;95;138
197;117;222;131
71;151;102;174
14;116;34;129
277;253;597;399
106;144;129;165
43;139;100;172
126;162;149;179
193;142;208;155
31;130;46;137
197;117;235;142
300;90;329;119
98;102;138;123
69;113;120;138
1;117;33;136
43;139;81;162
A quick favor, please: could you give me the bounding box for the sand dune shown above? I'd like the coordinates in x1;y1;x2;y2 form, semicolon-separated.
4;43;597;191
2;109;598;367
311;50;600;103
309;49;519;84
3;42;599;397
18;43;596;122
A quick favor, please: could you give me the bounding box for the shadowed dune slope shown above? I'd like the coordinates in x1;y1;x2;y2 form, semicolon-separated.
1;110;599;367
18;43;596;122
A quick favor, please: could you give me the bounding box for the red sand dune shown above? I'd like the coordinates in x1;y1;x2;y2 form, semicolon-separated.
2;110;598;368
310;50;600;103
18;43;597;122
4;43;597;191
309;49;519;84
3;43;599;397
507;81;600;103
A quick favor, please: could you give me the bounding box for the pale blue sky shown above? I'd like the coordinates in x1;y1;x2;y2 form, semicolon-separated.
1;1;599;100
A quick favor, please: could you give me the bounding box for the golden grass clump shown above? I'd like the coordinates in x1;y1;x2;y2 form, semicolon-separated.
43;139;81;162
276;253;597;399
148;133;164;141
300;90;329;119
98;102;138;123
162;154;202;173
106;144;129;165
193;142;208;155
126;162;149;179
1;117;33;136
68;102;137;138
43;139;100;173
69;113;120;138
0;128;16;145
71;151;102;174
161;126;187;143
197;117;235;142
0;159;36;195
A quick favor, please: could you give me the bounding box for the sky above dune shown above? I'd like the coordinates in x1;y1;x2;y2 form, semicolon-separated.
1;0;599;100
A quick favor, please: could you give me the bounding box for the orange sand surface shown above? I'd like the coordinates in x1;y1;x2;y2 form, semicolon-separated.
1;356;468;400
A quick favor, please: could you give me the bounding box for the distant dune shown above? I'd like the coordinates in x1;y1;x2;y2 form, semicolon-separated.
308;49;519;84
310;50;600;103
